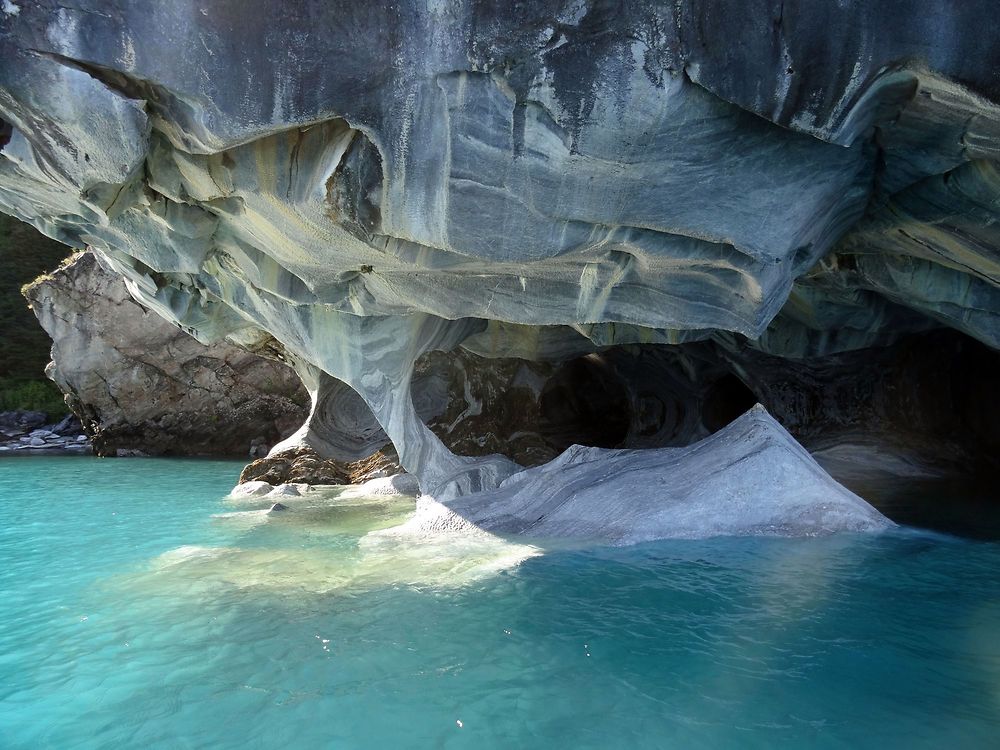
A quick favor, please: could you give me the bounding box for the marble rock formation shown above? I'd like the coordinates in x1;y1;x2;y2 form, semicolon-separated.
24;250;308;457
237;347;557;486
376;406;893;544
1;2;999;502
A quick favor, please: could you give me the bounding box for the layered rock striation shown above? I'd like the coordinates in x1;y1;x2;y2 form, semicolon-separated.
1;1;998;505
379;407;893;545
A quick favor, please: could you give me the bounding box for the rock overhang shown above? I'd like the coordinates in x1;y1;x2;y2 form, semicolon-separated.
1;0;999;500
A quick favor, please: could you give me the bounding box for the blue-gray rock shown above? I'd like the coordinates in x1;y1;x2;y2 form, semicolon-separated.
375;406;894;544
0;1;997;497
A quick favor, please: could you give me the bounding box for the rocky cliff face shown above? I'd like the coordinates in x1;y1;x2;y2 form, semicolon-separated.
1;1;998;499
24;251;308;457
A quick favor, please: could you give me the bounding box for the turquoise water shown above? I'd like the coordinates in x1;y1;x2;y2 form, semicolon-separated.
1;456;999;749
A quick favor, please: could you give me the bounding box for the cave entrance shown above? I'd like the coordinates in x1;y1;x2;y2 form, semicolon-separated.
702;373;758;433
539;354;631;451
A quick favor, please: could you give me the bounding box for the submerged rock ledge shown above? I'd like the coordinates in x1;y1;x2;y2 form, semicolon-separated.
376;407;893;545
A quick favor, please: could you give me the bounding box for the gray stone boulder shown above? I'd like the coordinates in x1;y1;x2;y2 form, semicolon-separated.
23;251;308;457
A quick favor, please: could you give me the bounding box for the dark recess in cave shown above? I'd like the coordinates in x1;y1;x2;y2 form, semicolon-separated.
752;328;1000;473
326;127;383;242
634;390;671;437
525;331;998;536
702;373;758;434
539;353;631;451
728;328;1000;538
947;336;1000;470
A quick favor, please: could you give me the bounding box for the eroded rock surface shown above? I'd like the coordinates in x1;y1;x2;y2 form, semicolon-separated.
1;2;998;500
239;445;401;486
24;251;308;456
378;406;893;545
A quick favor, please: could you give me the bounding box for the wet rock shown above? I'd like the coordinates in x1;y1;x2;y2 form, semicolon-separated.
268;502;289;513
229;481;274;498
384;407;892;544
115;448;149;458
267;483;309;498
0;420;92;453
389;474;421;497
239;445;399;486
49;414;81;436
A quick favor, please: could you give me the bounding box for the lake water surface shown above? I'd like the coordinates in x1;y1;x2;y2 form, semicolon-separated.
1;456;998;748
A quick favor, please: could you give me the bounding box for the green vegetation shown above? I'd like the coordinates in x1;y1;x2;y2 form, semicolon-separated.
0;214;73;413
0;377;67;419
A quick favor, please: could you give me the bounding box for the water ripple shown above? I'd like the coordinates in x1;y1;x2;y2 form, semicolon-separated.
0;457;998;748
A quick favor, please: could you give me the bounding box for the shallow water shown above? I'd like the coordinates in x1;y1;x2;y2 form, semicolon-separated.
1;456;999;749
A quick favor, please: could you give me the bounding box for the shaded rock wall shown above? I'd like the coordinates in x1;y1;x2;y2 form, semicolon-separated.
24;251;308;456
258;349;558;484
22;248;570;466
533;330;1000;474
1;1;998;495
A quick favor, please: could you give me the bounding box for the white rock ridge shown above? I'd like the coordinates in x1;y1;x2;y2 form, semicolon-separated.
382;406;893;545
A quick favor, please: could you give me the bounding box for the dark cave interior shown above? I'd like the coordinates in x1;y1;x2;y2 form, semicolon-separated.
489;328;1000;537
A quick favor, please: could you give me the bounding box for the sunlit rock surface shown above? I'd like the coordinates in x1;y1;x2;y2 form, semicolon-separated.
377;407;893;544
1;1;999;495
23;251;307;456
197;481;543;588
